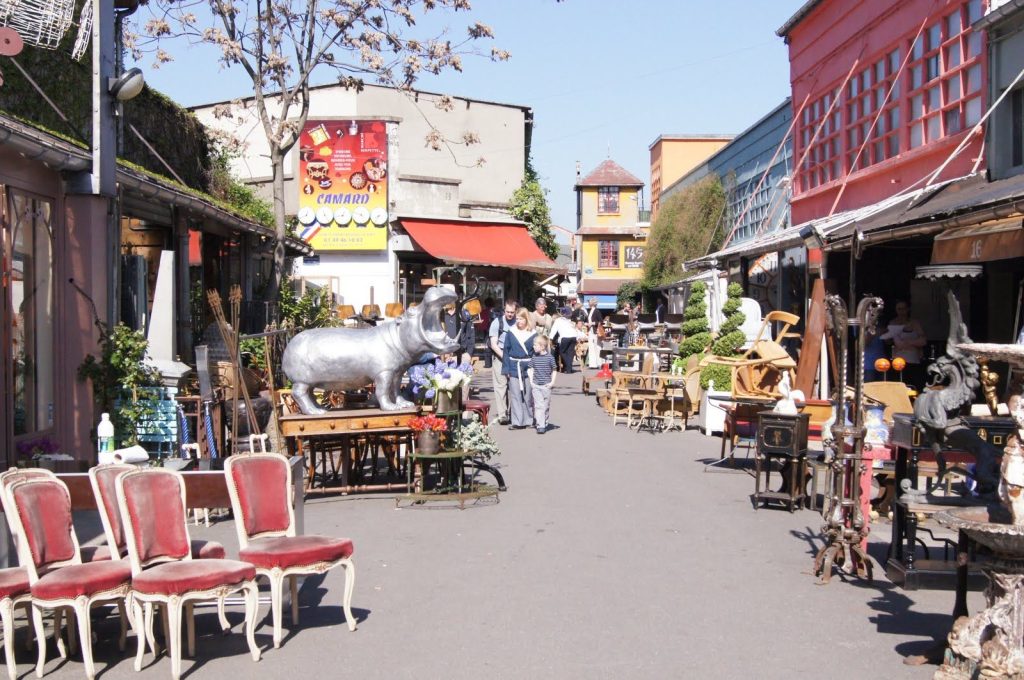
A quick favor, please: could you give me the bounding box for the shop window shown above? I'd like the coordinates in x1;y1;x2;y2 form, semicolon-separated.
6;190;55;436
598;187;619;215
598;240;619;268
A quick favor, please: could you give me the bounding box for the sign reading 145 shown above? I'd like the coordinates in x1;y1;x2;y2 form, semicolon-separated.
624;246;645;268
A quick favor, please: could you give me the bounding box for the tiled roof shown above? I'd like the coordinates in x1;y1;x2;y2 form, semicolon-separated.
577;159;644;188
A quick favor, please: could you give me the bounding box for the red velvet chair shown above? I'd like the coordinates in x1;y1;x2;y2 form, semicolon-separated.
5;477;133;680
115;468;260;679
225;452;356;648
0;468;111;564
0;568;31;680
89;464;230;629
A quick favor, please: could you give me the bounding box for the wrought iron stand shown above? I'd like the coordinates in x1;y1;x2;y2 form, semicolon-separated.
814;292;883;584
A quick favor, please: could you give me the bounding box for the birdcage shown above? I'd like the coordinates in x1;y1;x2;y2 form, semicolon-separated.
0;0;75;50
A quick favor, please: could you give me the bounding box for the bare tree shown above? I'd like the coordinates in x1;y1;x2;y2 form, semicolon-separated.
129;0;509;303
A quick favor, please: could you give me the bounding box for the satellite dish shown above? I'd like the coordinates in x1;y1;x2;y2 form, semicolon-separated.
0;28;24;56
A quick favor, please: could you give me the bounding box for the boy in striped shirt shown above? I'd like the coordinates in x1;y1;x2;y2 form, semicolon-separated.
528;335;557;434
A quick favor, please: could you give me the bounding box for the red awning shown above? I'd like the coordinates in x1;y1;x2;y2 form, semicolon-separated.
400;218;563;274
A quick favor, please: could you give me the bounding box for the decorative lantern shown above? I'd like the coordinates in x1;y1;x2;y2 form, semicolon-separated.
892;357;907;372
874;358;891;373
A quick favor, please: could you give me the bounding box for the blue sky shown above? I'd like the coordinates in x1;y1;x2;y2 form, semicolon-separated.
133;0;803;241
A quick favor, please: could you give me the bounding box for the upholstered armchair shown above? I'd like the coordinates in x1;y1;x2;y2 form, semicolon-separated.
89;464;231;629
5;477;133;680
115;468;261;680
224;452;356;648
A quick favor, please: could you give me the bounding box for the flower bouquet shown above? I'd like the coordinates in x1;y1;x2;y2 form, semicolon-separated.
407;358;473;411
409;414;448;455
408;414;448;433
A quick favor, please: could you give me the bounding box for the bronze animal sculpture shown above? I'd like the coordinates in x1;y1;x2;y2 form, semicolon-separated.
282;286;461;414
911;290;1002;495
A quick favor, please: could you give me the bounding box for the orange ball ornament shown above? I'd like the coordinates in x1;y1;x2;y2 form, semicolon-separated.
892;357;907;372
874;358;891;372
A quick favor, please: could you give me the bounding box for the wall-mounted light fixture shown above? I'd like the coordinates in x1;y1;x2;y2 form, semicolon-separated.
109;67;145;101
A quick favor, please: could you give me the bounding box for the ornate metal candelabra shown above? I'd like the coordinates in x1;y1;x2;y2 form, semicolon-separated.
814;294;883;584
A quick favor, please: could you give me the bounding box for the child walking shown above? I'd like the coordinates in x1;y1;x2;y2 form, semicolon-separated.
528;335;557;434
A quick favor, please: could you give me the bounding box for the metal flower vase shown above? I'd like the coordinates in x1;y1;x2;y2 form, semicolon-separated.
416;430;441;455
435;390;461;414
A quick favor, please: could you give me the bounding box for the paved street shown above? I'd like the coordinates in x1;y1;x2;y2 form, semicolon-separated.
42;372;981;679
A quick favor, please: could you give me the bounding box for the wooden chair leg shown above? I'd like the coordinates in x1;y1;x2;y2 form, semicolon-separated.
242;583;260;662
32;605;47;678
1;598;16;680
290;575;299;625
73;601;94;680
269;571;284;649
167;600;182;680
341;559;357;632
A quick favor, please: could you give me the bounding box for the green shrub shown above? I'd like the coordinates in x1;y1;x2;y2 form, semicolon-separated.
700;363;732;391
679;333;712;358
711;329;746;357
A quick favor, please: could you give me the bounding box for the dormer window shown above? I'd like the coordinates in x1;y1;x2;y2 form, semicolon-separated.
598;187;619;214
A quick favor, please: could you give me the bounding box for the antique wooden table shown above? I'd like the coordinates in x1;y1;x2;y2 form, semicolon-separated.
279;406;419;494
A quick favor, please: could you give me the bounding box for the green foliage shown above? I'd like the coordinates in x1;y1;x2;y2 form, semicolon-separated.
700;280;746;391
616;281;644;310
239;338;268;371
78;324;162;448
711;330;746;357
700;363;732;391
278;275;337;330
0;33;212;191
509;159;558;260
207;135;274;227
678;281;711;362
679;333;712;358
641;176;727;288
455;414;501;461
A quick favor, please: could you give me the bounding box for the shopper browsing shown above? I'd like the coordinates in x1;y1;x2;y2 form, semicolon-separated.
528;335;557;434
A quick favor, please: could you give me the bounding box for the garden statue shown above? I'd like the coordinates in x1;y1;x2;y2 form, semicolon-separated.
282;286;462;414
910;290;1001;496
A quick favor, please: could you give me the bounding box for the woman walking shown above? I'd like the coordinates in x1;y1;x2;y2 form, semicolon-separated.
503;308;536;429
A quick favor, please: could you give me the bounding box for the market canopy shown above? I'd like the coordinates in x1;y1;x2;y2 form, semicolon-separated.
399;218;563;274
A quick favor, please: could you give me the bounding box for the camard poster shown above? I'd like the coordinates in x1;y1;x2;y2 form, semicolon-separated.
296;119;389;251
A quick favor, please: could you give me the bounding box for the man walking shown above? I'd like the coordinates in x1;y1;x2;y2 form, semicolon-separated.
488;300;517;425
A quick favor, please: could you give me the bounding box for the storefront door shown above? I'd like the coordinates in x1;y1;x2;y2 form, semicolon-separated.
1;187;56;465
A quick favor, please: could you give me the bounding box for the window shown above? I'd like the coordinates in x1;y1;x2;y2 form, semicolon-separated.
598;240;619;268
6;189;55;436
797;89;842;191
903;0;984;148
598;187;619;214
795;0;984;195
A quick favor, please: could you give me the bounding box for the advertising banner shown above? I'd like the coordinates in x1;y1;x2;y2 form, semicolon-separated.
296;119;389;251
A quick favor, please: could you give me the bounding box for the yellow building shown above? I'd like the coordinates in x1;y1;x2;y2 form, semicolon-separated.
649;135;733;219
575;159;648;308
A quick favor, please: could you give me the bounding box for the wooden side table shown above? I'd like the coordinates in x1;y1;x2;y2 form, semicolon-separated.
753;411;810;512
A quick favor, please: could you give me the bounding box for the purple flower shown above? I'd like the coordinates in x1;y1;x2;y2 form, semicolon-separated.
425;388;436;399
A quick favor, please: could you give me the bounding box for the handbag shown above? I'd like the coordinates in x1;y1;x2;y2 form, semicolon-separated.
596;323;606;340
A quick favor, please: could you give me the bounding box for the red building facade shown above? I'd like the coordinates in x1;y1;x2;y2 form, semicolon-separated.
779;0;986;224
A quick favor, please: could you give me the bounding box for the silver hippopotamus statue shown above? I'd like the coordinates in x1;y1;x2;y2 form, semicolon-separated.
282;286;461;414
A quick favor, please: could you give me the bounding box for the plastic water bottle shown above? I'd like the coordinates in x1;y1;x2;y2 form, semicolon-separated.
97;413;114;453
